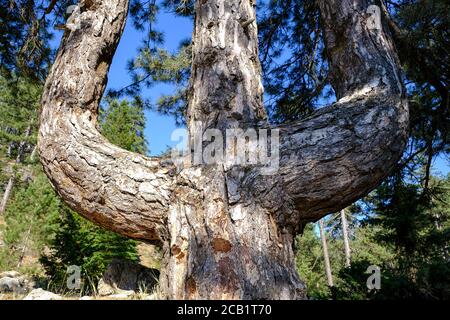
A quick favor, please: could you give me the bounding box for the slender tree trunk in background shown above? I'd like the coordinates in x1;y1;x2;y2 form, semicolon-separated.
341;209;351;267
38;0;408;299
0;125;31;215
6;142;13;158
30;145;37;162
319;219;334;287
0;177;14;214
17;224;32;269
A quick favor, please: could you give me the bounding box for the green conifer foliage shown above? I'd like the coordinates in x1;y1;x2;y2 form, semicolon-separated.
0;170;60;275
100;99;149;154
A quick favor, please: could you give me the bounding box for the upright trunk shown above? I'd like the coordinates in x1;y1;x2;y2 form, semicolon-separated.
6;142;13;158
0;126;31;215
30;146;37;162
159;165;306;299
340;209;351;267
319;219;334;287
0;177;14;215
158;0;305;300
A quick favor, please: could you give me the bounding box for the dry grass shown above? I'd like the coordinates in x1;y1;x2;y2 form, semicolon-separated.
0;293;26;300
0;293;158;300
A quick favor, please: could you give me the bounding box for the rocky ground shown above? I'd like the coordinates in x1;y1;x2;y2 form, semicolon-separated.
0;259;160;300
0;214;163;301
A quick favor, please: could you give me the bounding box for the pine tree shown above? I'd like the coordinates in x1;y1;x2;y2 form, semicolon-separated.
0;169;61;275
295;224;332;299
0;76;41;214
1;0;448;299
330;174;450;300
369;175;450;299
100;99;149;155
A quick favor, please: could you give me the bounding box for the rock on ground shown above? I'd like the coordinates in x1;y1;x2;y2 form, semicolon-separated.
0;271;34;294
97;259;159;296
0;277;24;294
23;288;62;300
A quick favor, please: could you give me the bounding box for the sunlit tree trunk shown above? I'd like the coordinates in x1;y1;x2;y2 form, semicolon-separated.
319;219;334;287
341;209;351;267
0;177;14;214
38;0;408;299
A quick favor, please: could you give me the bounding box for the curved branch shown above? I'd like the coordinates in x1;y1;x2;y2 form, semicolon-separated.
38;0;174;242
250;0;409;229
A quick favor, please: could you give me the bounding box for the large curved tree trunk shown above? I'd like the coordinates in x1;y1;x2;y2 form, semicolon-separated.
38;0;408;299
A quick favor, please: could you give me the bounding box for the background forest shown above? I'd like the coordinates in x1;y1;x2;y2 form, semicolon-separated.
0;0;448;299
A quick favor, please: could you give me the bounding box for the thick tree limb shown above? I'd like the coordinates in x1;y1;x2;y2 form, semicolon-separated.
38;0;174;242
248;0;409;229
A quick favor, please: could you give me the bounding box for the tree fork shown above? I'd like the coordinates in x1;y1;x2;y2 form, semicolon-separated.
39;0;408;299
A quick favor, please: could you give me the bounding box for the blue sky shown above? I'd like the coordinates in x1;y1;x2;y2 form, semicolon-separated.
51;8;449;175
106;11;192;156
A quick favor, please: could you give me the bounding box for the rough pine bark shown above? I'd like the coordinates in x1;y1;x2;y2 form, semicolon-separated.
38;0;408;299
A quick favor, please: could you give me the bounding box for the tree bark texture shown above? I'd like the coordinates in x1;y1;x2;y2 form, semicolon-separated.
38;0;408;299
